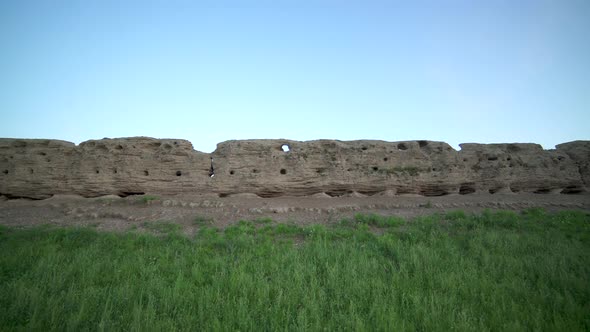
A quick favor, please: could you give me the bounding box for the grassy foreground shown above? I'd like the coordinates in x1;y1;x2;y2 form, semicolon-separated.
1;209;589;331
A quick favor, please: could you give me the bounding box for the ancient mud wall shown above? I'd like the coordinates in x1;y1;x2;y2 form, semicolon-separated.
0;137;588;199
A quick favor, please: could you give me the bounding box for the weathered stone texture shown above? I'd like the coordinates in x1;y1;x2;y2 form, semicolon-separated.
0;137;588;199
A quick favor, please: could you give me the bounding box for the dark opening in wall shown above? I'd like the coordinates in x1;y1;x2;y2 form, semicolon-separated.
176;171;182;176
418;140;428;148
326;190;353;197
358;190;380;196
361;146;368;151
488;188;503;194
383;157;388;161
487;156;498;161
230;170;235;175
372;166;379;171
459;183;476;195
118;191;145;197
534;188;552;194
95;170;100;174
280;169;287;175
397;143;408;150
557;156;565;161
2;170;8;175
209;157;215;177
144;170;149;176
281;144;290;152
116;145;123;150
113;169;118;174
561;186;583;194
420;189;449;197
38;152;47;156
257;191;285;198
29;169;34;174
252;169;259;173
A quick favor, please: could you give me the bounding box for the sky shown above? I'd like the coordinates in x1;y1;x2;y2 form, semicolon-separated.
1;0;588;152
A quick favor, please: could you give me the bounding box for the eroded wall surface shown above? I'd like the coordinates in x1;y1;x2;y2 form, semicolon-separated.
0;137;588;199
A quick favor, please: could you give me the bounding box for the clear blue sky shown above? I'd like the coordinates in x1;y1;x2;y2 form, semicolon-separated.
1;0;588;152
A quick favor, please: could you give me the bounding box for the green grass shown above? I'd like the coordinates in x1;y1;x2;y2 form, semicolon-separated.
192;215;214;226
378;166;421;176
1;209;589;330
141;221;181;234
139;195;159;203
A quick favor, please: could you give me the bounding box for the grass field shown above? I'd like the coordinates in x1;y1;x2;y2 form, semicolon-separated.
1;209;589;331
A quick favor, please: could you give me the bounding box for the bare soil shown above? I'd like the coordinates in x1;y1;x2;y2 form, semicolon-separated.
1;193;589;235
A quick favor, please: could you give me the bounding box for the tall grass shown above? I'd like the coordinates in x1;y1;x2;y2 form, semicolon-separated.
0;209;589;330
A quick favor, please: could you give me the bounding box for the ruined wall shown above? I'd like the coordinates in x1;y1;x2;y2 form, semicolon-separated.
0;137;588;199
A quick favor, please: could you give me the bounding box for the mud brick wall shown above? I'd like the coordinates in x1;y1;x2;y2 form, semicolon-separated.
0;137;588;199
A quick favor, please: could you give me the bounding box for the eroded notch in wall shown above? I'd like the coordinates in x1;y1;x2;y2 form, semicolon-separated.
209;157;215;177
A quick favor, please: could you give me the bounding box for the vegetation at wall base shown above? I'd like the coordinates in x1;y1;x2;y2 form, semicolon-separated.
1;209;589;330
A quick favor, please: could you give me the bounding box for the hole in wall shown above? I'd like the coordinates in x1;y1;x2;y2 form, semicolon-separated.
176;171;182;176
488;188;504;194
557;156;565;161
38;152;47;156
252;169;258;173
383;157;388;161
144;170;149;176
418;140;428;148
2;170;8;175
281;144;290;152
230;170;235;175
361;146;368;151
561;186;583;194
420;189;449;197
534;188;552;194
487;156;498;161
29;169;34;174
372;166;379;171
95;170;100;174
113;169;118;174
118;191;145;197
116;145;123;150
459;184;476;195
209;157;215;177
326;190;353;197
280;169;287;175
397;143;408;150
